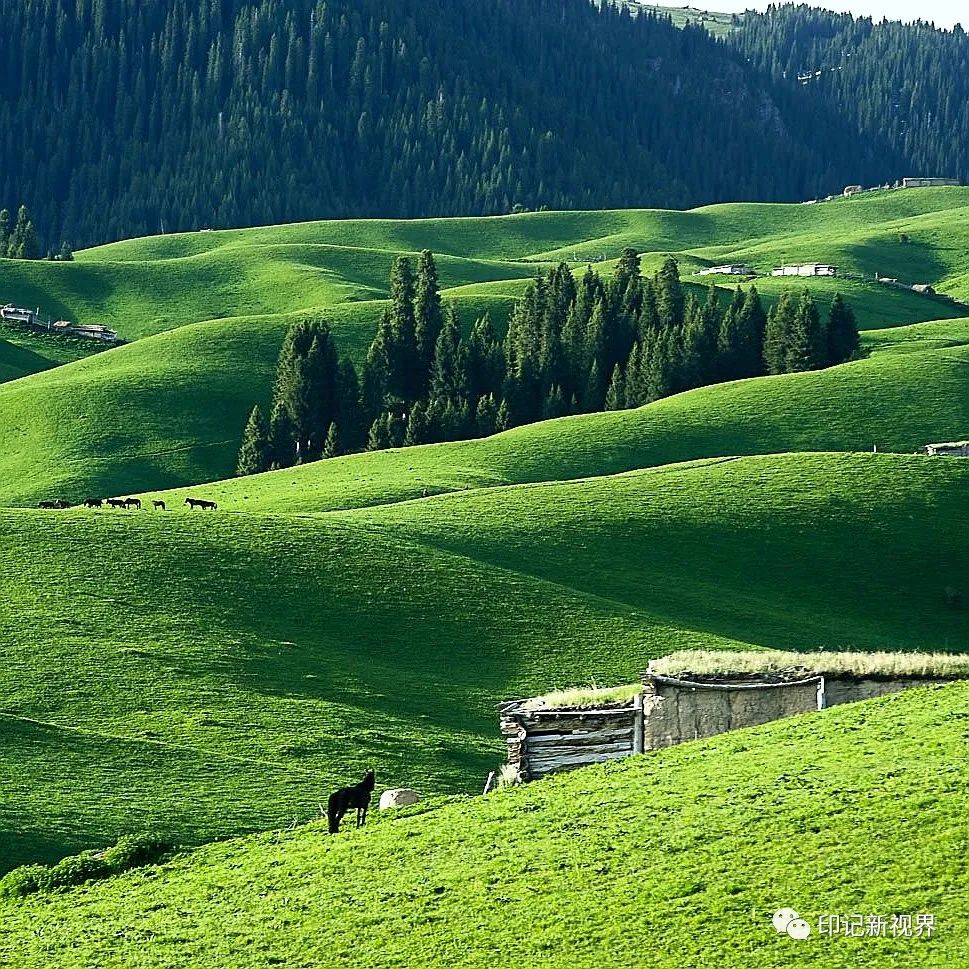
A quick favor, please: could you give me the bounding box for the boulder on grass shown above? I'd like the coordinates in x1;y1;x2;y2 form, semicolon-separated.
379;788;420;811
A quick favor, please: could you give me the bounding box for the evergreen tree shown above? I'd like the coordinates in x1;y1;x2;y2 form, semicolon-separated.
58;241;74;261
763;293;796;375
268;401;297;468
236;404;271;476
542;384;566;419
785;290;825;372
414;250;443;391
430;305;466;403
826;292;859;365
655;257;685;330
323;421;342;458
404;401;431;446
465;314;503;404
388;255;418;401
367;413;392;451
495;398;512;433
0;209;9;254
475;393;498;437
604;363;626;410
361;311;393;418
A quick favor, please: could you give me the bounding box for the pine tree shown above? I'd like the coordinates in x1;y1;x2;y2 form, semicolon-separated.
763;293;796;375
268;401;297;468
475;393;498;437
237;404;271;475
430;305;466;403
826;293;859;365
495;398;512;433
785;290;825;372
0;209;9;255
323;421;341;458
367;413;392;451
542;384;566;419
404;401;431;446
58;241;74;261
414;250;443;391
604;363;626;410
361;310;393;418
655;257;684;330
388;255;418;401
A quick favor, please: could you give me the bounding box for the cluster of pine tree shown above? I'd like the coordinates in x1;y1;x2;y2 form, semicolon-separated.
237;251;858;474
0;205;72;261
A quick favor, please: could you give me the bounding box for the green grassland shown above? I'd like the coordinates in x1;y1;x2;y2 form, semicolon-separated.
3;192;969;955
1;451;967;873
10;316;954;512
2;681;966;968
0;189;967;503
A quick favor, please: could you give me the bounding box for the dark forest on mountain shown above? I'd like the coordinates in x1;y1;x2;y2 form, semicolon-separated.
1;0;940;250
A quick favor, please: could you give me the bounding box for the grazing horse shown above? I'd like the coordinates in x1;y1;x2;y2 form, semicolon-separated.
106;497;128;509
327;770;375;834
123;497;142;510
152;500;166;511
38;499;68;509
184;497;217;510
83;497;103;508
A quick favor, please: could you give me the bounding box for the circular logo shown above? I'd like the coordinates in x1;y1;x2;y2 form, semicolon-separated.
787;918;812;940
772;908;800;933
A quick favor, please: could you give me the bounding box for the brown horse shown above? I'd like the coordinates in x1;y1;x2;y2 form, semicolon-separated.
327;770;375;834
152;500;166;511
123;497;142;510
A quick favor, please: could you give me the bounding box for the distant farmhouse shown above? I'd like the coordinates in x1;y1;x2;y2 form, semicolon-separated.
902;177;961;189
2;303;120;344
923;441;969;457
1;304;36;325
696;264;755;277
770;263;838;278
51;321;120;343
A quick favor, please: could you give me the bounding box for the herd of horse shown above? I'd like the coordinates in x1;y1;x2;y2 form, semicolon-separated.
37;496;218;511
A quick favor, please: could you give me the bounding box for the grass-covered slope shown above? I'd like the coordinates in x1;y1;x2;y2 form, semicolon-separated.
137;332;969;516
0;188;966;344
2;681;966;968
1;453;966;871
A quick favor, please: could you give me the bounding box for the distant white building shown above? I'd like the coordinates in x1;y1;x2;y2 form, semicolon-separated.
770;264;838;278
923;441;969;457
902;177;961;189
696;264;755;277
843;184;864;197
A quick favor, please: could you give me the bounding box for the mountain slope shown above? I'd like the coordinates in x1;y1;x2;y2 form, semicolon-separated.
1;452;967;871
2;681;966;967
0;0;886;249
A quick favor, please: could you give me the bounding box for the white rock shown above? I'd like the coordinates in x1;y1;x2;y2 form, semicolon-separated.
379;788;420;810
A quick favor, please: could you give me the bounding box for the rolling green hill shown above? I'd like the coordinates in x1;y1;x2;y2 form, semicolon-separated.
0;188;966;343
0;309;965;509
2;680;966;967
1;451;967;874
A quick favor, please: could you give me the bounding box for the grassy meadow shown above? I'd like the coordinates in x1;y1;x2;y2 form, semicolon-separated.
1;451;967;873
1;191;969;961
0;188;966;503
1;681;967;967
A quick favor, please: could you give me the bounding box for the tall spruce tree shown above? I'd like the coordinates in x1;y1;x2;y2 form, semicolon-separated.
785;291;825;372
237;405;271;476
826;293;859;365
414;250;444;391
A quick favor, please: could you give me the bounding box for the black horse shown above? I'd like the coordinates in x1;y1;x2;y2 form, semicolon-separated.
152;500;166;511
124;497;142;510
185;497;217;510
327;770;375;834
83;497;103;508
